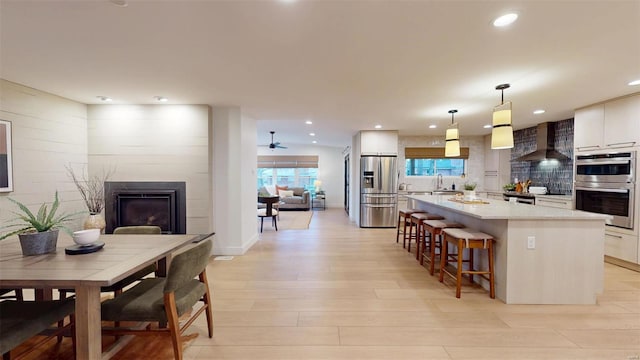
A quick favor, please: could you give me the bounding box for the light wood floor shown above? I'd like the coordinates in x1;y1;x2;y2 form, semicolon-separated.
20;208;640;359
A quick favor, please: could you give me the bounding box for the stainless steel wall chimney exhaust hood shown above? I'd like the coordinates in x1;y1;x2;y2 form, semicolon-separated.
513;122;571;162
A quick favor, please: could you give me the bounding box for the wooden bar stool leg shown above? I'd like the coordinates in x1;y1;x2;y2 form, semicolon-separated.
408;221;415;252
439;235;448;283
489;241;496;299
396;214;402;243
455;239;464;299
468;247;475;284
428;231;438;275
403;217;410;248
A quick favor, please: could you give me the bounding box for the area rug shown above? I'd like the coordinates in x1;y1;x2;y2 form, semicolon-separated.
277;210;313;230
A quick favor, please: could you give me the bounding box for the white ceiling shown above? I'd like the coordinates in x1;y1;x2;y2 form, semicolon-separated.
1;0;639;149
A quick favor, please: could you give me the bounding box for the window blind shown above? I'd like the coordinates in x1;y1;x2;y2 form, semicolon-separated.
257;155;319;168
404;147;469;159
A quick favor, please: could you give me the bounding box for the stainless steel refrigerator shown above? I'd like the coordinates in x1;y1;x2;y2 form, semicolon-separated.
360;155;398;227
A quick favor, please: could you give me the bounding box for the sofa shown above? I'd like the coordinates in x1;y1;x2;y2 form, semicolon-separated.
258;186;311;211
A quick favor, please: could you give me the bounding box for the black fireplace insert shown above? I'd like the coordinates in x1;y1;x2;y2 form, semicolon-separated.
104;181;186;234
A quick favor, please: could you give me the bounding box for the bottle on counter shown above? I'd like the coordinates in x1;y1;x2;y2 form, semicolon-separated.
451;183;456;190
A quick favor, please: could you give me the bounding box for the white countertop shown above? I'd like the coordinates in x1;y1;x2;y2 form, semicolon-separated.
407;194;608;221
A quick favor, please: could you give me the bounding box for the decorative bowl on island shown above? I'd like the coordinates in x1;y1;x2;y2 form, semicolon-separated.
72;229;100;246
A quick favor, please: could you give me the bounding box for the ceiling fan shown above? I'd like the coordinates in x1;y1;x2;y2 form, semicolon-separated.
263;131;287;149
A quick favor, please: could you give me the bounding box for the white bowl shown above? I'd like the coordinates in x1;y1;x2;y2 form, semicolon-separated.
73;229;100;246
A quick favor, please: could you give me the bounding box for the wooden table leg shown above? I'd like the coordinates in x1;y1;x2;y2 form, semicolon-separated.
75;285;102;359
35;287;53;300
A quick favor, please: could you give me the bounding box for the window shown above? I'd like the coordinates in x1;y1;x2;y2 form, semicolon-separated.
257;155;319;190
405;158;465;176
257;168;318;190
404;147;468;177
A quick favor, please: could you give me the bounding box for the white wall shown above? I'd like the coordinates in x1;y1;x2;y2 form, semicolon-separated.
398;135;485;191
213;106;258;255
0;80;87;230
87;104;211;233
257;143;344;209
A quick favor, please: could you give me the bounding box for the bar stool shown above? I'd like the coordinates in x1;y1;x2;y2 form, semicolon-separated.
408;212;444;254
439;228;495;299
396;209;426;248
421;219;464;274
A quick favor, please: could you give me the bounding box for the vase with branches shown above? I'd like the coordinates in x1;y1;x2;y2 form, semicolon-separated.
66;165;114;231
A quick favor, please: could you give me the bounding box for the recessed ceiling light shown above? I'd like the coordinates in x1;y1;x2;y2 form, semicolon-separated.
309;133;315;136
428;124;437;129
493;13;518;27
312;140;317;144
154;96;168;102
374;125;382;129
629;79;640;86
483;124;492;129
533;109;546;114
97;96;112;102
305;120;313;125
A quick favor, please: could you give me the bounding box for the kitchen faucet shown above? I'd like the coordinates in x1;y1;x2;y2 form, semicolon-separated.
436;174;443;190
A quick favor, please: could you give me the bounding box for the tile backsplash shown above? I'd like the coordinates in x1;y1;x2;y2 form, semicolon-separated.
510;118;574;195
398;135;485;191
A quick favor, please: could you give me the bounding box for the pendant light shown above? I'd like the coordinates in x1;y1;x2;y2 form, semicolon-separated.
491;83;514;149
445;109;460;157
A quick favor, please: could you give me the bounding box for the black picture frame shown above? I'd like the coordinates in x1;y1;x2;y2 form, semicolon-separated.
0;120;13;193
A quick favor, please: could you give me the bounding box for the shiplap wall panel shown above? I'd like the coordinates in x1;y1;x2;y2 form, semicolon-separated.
87;105;211;234
0;80;88;230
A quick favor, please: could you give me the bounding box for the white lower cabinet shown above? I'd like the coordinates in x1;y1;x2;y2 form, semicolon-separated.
486;192;504;201
535;197;573;209
605;230;639;264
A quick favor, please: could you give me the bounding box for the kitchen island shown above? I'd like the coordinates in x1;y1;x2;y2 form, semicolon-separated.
408;194;610;304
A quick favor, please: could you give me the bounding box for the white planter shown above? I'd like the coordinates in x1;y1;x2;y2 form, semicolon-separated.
464;190;476;201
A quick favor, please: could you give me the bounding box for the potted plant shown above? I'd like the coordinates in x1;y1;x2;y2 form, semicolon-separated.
66;165;113;232
0;191;78;255
463;182;477;200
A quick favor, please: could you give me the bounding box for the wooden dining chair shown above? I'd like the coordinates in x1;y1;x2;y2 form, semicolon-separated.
0;289;23;301
100;238;214;360
0;298;75;360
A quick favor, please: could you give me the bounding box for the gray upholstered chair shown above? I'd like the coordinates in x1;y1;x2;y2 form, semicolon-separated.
113;225;164;235
101;239;214;360
0;298;75;359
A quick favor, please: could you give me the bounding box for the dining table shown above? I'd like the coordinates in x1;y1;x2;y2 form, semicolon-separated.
0;232;206;359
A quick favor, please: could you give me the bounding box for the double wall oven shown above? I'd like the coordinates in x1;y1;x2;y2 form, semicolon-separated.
574;151;635;229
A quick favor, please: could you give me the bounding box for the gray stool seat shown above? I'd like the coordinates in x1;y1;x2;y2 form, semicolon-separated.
396;209;427;247
409;212;444;255
421;219;464;274
439;228;495;299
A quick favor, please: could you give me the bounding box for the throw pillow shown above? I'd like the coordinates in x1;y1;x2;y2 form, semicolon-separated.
279;190;294;198
276;185;288;194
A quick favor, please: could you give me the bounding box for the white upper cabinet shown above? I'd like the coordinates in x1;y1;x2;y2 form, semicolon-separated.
360;131;398;155
603;94;640;148
575;94;640;152
574;104;605;151
483;135;511;191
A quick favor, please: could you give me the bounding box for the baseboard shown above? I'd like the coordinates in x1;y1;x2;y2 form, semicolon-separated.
604;255;640;272
212;233;258;256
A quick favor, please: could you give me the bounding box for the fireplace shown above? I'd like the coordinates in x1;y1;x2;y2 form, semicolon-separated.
104;181;186;234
